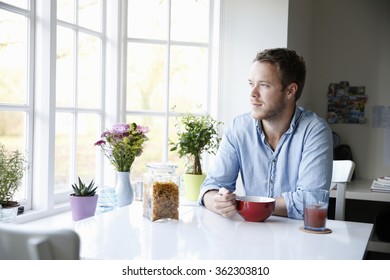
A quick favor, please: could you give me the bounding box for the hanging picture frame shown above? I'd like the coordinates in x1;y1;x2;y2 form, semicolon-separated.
327;81;367;124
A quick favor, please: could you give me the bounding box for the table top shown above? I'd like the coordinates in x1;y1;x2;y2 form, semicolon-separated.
73;201;373;260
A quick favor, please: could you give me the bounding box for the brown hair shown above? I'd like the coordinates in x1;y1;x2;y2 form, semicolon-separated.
254;48;306;100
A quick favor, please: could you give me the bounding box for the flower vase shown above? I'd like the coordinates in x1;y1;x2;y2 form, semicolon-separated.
115;171;134;207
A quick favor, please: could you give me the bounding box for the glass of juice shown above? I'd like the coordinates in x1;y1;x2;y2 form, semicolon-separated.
303;189;329;231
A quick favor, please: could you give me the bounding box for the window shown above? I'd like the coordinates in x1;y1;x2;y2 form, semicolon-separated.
55;0;104;194
0;1;33;208
126;0;217;180
0;0;219;221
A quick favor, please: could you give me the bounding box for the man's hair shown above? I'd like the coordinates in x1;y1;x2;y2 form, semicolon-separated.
253;48;306;100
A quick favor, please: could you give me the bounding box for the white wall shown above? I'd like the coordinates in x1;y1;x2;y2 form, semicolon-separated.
218;0;289;126
288;0;390;179
286;0;312;108
216;0;289;194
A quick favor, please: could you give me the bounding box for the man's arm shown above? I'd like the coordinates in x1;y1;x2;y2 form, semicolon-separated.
272;197;288;217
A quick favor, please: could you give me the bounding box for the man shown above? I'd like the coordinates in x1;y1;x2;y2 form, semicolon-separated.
198;48;333;219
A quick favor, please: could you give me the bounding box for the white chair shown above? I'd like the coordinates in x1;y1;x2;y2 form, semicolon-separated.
0;223;80;260
330;160;355;220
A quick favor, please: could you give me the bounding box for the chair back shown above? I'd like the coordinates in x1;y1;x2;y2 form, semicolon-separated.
331;160;355;220
332;160;355;183
0;223;80;260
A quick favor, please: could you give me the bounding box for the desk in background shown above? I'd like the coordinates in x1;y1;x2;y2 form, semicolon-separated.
330;178;390;202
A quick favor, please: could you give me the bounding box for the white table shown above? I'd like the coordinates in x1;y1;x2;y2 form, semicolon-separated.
72;201;373;260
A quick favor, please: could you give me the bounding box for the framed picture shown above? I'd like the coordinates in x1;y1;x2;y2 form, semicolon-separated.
327;81;367;124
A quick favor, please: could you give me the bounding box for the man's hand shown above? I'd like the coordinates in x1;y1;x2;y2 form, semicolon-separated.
203;188;237;217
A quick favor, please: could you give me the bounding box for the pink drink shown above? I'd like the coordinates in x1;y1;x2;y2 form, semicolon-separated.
304;204;327;230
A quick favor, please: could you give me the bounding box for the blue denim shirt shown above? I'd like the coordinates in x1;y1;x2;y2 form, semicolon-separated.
198;107;333;219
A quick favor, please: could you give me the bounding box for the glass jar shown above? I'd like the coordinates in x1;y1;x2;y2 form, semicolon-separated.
143;162;180;222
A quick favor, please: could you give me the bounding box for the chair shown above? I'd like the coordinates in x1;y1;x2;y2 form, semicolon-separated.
0;223;80;260
330;160;355;220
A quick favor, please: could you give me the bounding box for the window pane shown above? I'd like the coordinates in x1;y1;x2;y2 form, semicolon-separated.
125;115;164;182
57;0;75;24
55;113;72;192
78;33;101;109
128;0;168;40
0;111;27;201
0;111;25;154
0;10;28;105
126;43;166;111
168;116;186;176
171;0;209;43
56;26;75;107
78;0;101;32
1;1;28;10
76;113;99;182
169;46;208;113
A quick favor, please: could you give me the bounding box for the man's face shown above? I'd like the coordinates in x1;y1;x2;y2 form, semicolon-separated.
248;61;288;121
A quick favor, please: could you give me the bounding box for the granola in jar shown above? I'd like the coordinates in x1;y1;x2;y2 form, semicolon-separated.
143;163;179;221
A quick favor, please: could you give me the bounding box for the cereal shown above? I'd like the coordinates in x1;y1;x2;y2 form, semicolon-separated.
143;163;180;222
151;182;179;221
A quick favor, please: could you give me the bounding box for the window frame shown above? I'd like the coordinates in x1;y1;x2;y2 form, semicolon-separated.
0;0;35;212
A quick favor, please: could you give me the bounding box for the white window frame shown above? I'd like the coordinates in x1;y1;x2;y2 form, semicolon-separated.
0;1;35;213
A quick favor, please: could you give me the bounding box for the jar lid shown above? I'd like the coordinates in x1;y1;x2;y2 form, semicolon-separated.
146;162;178;171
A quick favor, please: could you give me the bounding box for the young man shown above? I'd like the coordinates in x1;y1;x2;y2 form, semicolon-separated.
198;48;333;220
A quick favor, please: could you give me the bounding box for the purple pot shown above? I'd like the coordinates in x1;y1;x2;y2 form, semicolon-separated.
69;195;98;221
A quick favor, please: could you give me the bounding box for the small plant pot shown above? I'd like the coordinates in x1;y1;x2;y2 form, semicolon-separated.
69;195;98;221
183;173;206;201
0;203;20;223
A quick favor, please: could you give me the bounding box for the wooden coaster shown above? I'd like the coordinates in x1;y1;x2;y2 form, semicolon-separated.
299;226;332;234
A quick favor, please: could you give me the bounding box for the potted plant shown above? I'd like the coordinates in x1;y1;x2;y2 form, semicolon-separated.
69;177;99;221
170;113;222;201
0;143;28;223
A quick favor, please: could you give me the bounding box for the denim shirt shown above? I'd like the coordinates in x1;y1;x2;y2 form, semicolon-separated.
198;106;333;220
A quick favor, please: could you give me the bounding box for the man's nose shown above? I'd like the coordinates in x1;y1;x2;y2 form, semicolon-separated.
251;86;259;97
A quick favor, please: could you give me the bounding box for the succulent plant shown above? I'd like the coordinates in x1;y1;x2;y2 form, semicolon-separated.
71;177;98;197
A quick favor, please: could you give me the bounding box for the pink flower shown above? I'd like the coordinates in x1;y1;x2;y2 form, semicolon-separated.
136;125;149;134
111;123;130;135
94;140;106;146
95;122;149;172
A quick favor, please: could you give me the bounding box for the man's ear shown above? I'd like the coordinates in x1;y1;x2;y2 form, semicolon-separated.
287;83;298;98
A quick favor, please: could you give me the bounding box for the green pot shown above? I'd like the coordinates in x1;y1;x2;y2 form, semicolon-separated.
183;173;206;201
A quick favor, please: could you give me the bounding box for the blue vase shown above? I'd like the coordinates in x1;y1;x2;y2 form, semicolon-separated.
115;172;134;207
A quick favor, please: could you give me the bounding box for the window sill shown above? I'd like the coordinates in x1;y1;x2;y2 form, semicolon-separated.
15;203;71;225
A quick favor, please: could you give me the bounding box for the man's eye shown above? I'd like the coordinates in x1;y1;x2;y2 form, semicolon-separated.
260;83;269;88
